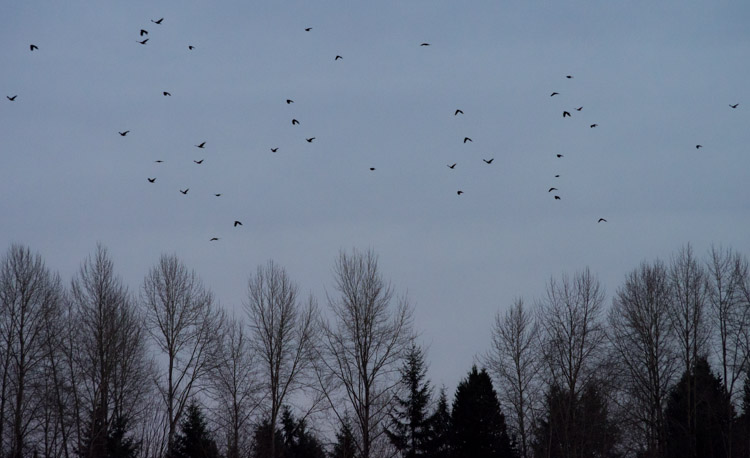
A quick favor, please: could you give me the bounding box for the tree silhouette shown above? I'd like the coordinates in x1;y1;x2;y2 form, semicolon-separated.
330;417;359;458
168;401;220;458
425;388;451;458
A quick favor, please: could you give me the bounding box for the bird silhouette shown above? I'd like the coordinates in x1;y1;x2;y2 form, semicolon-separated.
556;154;563;158
286;99;294;104
729;103;739;109
271;147;279;152
137;39;149;45
292;119;300;125
590;124;598;128
119;131;130;136
147;178;156;183
210;237;219;241
598;218;607;223
163;91;171;96
420;43;430;46
305;27;312;31
555;174;560;177
155;160;164;163
234;221;242;227
151;18;164;24
457;190;463;195
483;158;494;164
195;142;206;148
369;167;376;171
6;95;17;101
455;109;463;115
335;55;342;60
214;193;222;197
548;187;558;192
563;111;571;117
447;163;457;169
180;189;189;194
554;196;561;200
306;137;316;142
30;44;38;51
575;106;583;111
140;29;148;36
188;45;195;50
566;75;573;79
696;145;703;149
194;159;204;164
550;92;559;96
463;137;472;143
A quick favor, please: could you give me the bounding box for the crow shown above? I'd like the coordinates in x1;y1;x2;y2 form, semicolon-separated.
551;92;559;96
147;178;156;183
730;103;739;109
30;44;38;51
215;194;222;197
271;148;279;153
556;154;563;158
335;55;343;60
457;190;463;195
590;124;598;128
195;142;206;148
292;119;299;125
151;18;164;24
563;111;571;117
420;43;430;46
137;39;149;45
548;187;557;192
696;145;703;149
447;163;457;169
163;91;171;96
234;221;242;227
210;237;219;241
566;75;573;79
286;99;294;104
369;167;376;171
554;196;561;200
305;27;312;31
483;158;494;164
119;131;130;136
194;159;204;164
598;218;607;223
463;137;472;143
306;137;316;142
155;160;164;163
140;29;148;36
455;109;463;115
6;95;17;101
575;106;583;111
188;45;195;50
180;189;189;194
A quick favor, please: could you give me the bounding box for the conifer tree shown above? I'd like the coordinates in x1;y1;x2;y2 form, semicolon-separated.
425;388;451;458
168;401;220;458
385;344;432;458
330;417;359;458
451;366;516;458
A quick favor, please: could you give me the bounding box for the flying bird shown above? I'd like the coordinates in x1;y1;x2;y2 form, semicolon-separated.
209;237;219;241
188;45;195;50
554;196;561;200
447;163;457;169
590;124;598;128
6;95;17;101
180;189;189;194
234;221;242;227
137;39;149;45
575;106;583;111
455;109;463;115
554;174;560;177
369;167;376;171
729;103;739;109
140;29;148;36
270;147;279;152
30;44;38;51
566;75;573;79
548;187;558;192
214;193;222;197
463;137;472;143
155;160;164;163
163;91;171;96
556;154;563;158
696;144;703;149
151;18;164;24
306;137;316;142
483;158;494;164
195;142;206;148
563;111;571;117
550;92;559;96
292;119;300;125
147;178;156;183
335;55;343;60
457;190;464;195
286;99;294;104
305;27;312;31
420;43;430;46
194;159;204;164
598;218;607;223
119;131;130;136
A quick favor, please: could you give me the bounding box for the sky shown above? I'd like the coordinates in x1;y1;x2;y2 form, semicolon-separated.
2;0;750;394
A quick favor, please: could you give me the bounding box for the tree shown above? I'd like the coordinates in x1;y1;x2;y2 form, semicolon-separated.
330;417;359;458
608;260;676;458
71;244;151;458
385;343;432;458
0;244;64;458
168;400;219;458
663;357;734;458
424;388;451;458
450;366;515;458
484;298;540;458
245;260;318;458
141;254;224;453
318;248;414;458
280;407;327;458
104;415;140;458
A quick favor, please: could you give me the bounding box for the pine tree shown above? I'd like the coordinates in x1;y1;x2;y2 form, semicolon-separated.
106;415;140;458
330;417;359;458
281;407;326;458
451;366;516;458
168;401;220;458
252;419;284;458
425;388;451;458
385;344;432;458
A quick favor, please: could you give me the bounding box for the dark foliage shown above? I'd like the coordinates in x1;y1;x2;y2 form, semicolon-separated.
168;401;220;458
330;417;359;458
451;365;516;458
425;388;451;458
281;407;326;458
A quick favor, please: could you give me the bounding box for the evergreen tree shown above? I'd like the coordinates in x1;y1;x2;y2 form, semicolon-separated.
168;401;220;458
451;366;516;458
736;372;750;458
281;407;327;458
425;388;451;458
330;417;359;458
385;344;433;458
106;415;140;458
664;357;734;458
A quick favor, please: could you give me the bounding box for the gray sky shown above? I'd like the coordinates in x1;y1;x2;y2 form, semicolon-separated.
2;0;749;392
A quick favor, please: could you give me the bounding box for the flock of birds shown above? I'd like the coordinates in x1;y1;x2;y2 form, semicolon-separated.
6;17;743;241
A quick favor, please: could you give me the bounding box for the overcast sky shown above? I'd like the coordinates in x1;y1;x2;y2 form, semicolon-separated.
2;0;749;393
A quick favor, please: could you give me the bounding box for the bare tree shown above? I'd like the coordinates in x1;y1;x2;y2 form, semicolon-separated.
0;244;63;458
70;244;152;457
141;253;224;453
609;260;677;458
318;248;414;458
483;297;541;458
207;316;261;458
244;260;317;458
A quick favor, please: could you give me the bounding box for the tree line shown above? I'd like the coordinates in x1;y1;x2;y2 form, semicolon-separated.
0;243;749;458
